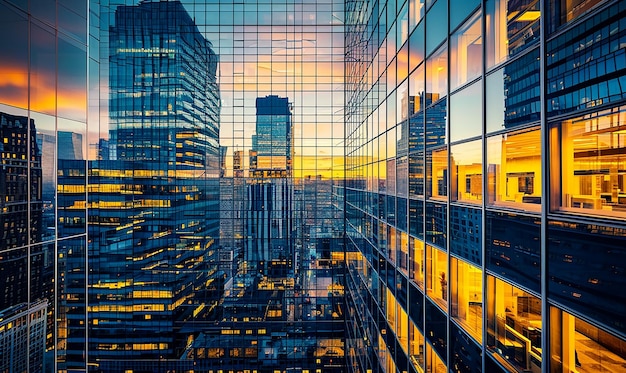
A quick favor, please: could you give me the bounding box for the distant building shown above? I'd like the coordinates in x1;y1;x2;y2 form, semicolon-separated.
245;95;295;276
0;301;48;373
57;0;222;364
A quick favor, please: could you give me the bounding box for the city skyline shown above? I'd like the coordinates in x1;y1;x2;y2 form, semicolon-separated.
1;0;626;372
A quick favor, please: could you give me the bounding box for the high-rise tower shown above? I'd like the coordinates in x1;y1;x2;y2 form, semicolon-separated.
57;0;222;367
245;95;295;276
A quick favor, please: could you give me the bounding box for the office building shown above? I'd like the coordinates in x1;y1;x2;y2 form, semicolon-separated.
245;95;295;275
343;0;626;372
0;301;48;373
4;0;626;372
57;0;223;367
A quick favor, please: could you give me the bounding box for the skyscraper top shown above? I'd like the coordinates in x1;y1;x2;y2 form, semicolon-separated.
256;95;292;116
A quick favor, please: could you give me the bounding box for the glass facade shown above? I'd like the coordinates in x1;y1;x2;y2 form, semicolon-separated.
2;0;626;372
344;1;626;373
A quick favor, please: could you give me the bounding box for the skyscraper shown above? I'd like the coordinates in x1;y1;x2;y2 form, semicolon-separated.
344;0;626;372
57;0;223;367
246;95;295;275
4;0;626;372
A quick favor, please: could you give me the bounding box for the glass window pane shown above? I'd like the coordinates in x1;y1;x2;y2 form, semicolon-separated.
451;257;483;343
0;4;28;109
426;45;447;101
551;106;626;219
486;0;541;67
450;81;482;142
450;11;482;91
450;0;480;32
486;68;506;133
486;275;543;372
31;24;57;115
451;140;482;204
487;127;542;211
425;0;447;56
58;37;87;122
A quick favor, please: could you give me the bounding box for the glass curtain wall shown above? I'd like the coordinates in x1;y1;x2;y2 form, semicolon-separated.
88;0;346;371
0;0;343;371
344;0;626;373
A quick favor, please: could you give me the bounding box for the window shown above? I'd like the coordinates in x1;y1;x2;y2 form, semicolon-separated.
451;140;482;204
426;244;448;310
450;257;482;343
486;0;540;68
550;306;626;372
487;128;542;211
409;319;425;370
450;11;482;91
410;237;425;288
550;106;626;219
486;276;542;372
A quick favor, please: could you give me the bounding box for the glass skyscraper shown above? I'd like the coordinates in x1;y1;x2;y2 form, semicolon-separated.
344;0;626;372
1;0;626;372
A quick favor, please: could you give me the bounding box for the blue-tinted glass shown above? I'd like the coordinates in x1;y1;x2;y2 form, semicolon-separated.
425;201;446;249
503;48;541;128
398;196;408;231
409;198;424;238
548;220;626;336
425;298;447;362
409;21;425;72
450;0;480;32
547;3;626;117
450;81;482;142
486;211;541;293
450;206;482;266
450;322;483;373
409;282;424;326
425;0;447;56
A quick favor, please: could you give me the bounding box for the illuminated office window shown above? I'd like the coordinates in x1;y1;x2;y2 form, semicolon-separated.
426;245;448;310
487;127;542;212
550;106;626;219
410;237;425;289
409;319;425;371
450;257;482;343
549;306;626;372
426;342;447;373
486;275;542;372
451;139;482;204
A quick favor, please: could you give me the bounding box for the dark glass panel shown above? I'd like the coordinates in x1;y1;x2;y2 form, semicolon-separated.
409;282;424;327
409;198;424;238
450;205;482;266
486;210;541;293
425;298;447;363
450;322;483;373
425;201;446;250
547;219;626;336
0;4;28;109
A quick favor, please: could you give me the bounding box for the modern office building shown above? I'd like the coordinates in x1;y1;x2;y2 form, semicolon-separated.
245;95;296;275
57;0;223;367
343;0;626;372
0;300;48;373
3;0;626;372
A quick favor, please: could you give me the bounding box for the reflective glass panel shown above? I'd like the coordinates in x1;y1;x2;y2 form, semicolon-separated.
551;106;626;219
450;257;483;343
486;275;542;372
486;0;540;68
450;11;482;91
451;140;482;204
487;127;542;211
450;81;482;143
